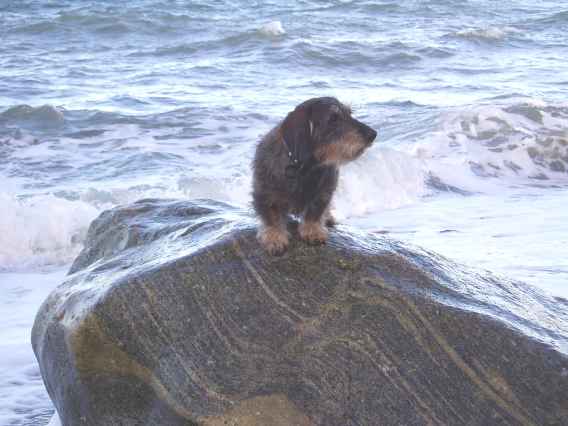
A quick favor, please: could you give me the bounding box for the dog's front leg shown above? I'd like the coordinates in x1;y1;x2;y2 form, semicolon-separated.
299;192;332;245
255;196;290;255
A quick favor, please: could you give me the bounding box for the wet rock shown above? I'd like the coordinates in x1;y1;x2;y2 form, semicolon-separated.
33;199;568;426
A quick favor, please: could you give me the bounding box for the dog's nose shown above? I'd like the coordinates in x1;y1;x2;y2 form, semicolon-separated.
367;127;378;143
361;124;377;143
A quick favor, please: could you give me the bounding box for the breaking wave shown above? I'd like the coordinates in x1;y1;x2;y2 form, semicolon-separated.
0;105;65;129
0;193;99;271
1;100;566;270
452;26;521;42
413;101;568;190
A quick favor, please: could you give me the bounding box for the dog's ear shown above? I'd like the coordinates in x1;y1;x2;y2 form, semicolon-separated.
281;104;314;164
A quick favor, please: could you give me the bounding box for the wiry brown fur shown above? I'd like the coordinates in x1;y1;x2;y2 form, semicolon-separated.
252;97;377;255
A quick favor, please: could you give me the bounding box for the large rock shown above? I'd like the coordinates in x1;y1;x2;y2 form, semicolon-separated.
32;199;568;426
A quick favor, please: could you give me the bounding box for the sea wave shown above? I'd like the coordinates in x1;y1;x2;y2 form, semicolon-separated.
11;21;58;34
284;40;423;70
451;26;521;42
337;100;568;218
336;148;427;217
0;103;215;133
0;105;65;129
1;100;567;269
0;179;252;271
0;193;99;271
127;29;268;58
412;101;568;190
258;21;286;37
527;10;568;27
7;8;190;37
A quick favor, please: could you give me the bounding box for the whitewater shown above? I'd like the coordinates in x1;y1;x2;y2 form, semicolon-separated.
1;1;567;424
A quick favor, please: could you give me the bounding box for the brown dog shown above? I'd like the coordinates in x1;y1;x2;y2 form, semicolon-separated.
252;97;377;255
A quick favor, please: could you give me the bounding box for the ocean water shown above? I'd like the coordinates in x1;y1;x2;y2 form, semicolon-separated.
1;1;567;424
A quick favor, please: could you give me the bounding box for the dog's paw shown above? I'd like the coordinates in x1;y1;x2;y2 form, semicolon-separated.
258;226;289;256
299;221;328;245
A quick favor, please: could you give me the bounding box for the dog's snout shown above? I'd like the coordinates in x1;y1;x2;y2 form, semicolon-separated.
359;122;377;144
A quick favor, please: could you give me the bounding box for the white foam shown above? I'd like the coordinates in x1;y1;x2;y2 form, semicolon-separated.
0;269;66;425
0;193;100;271
47;413;61;426
334;147;427;218
348;186;568;299
259;21;285;36
0;175;253;272
410;101;568;193
455;26;520;41
0;131;39;149
1;101;565;273
176;174;252;206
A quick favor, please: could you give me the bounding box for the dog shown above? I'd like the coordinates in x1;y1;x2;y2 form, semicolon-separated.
252;97;377;255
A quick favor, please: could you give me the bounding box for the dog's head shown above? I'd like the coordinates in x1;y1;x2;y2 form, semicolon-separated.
281;97;377;166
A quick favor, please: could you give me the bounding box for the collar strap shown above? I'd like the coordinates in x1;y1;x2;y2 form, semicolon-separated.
281;119;313;166
282;136;300;165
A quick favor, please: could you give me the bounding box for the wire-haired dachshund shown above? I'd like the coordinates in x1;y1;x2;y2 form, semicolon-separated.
252;97;377;255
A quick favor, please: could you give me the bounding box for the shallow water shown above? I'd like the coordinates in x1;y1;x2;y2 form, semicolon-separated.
1;0;567;424
0;269;65;426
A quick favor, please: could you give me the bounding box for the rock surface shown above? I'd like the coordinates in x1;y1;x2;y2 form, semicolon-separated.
32;199;568;426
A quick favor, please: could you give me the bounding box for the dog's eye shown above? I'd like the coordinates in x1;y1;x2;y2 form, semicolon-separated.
329;113;340;124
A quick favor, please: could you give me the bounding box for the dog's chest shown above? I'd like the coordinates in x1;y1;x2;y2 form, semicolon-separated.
291;165;338;207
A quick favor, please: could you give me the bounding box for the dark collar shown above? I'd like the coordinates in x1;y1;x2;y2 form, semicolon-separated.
282;136;316;186
282;135;300;167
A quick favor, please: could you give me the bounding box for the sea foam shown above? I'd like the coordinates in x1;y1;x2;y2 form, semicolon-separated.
453;26;521;41
0;193;99;271
47;414;62;426
411;101;568;193
258;21;285;37
335;148;427;218
0;269;66;426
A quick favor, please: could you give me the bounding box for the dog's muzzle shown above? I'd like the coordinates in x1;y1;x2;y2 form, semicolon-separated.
354;119;378;145
362;124;378;144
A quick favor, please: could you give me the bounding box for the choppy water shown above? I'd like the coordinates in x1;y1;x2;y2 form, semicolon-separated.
1;1;567;424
